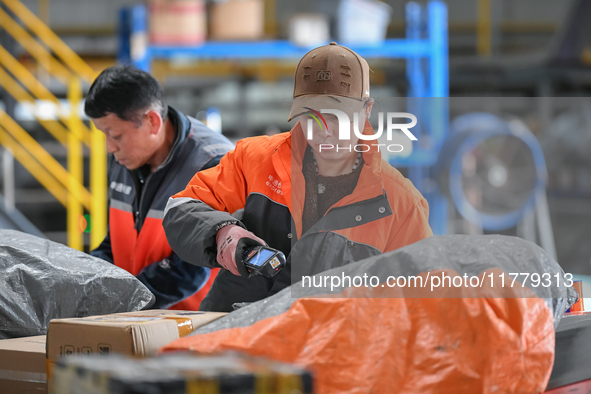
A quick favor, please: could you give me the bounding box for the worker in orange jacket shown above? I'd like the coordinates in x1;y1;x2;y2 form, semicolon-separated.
163;42;433;312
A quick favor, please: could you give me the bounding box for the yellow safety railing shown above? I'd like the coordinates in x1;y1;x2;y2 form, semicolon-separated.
67;77;84;251
477;0;492;57
0;0;96;84
0;0;106;251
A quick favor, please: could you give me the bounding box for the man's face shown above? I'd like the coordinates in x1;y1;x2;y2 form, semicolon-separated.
92;112;157;170
300;106;369;162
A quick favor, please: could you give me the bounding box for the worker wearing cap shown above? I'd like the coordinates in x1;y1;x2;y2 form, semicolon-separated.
163;42;433;312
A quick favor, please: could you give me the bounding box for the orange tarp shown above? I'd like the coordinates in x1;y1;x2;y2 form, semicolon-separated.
162;294;555;393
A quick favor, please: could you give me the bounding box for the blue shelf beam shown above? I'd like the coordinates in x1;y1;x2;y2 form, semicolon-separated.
146;40;433;61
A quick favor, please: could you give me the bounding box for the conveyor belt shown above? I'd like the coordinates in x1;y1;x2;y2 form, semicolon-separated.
547;312;591;390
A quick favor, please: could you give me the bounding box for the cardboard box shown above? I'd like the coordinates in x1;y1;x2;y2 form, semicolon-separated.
149;0;207;45
0;335;47;393
210;0;264;41
46;310;226;375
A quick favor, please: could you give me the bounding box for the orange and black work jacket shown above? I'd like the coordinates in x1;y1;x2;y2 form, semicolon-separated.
91;107;234;310
163;120;433;312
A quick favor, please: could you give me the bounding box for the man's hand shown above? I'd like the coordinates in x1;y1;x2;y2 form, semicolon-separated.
216;225;266;276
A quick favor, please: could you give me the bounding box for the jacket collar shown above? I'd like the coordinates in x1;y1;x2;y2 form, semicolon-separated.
157;106;186;171
274;120;387;237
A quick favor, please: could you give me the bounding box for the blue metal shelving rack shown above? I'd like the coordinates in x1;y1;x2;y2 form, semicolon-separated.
118;1;449;235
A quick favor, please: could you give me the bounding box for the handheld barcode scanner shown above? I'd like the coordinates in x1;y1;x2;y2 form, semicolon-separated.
242;246;286;278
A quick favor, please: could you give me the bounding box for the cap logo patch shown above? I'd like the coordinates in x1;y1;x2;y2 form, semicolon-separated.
340;64;352;78
316;70;332;81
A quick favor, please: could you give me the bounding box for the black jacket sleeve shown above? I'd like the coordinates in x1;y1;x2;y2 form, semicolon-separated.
163;198;246;268
135;252;211;309
90;228;114;264
90;155;114;263
163;142;250;269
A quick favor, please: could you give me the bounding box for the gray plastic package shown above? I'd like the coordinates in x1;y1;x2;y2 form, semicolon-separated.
193;235;576;336
0;229;155;339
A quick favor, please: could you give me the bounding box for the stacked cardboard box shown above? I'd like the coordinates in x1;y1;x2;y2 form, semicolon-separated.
210;0;264;41
149;0;207;45
0;335;47;393
46;310;226;377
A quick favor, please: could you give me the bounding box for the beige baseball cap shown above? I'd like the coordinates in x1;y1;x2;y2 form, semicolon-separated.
287;42;370;122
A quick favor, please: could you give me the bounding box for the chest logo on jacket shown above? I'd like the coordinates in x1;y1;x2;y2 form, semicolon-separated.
110;181;132;195
266;175;284;196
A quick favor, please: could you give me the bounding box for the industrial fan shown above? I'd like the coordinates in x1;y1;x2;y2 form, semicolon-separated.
436;112;556;257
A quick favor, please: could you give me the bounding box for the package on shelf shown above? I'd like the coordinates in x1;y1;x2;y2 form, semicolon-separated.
210;0;264;41
288;14;330;48
149;0;207;45
337;0;392;45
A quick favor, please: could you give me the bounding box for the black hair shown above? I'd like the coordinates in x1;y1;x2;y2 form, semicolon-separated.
84;65;167;125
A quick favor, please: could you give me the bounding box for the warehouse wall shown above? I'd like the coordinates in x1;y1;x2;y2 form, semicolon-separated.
18;0;575;32
20;0;138;29
13;0;575;58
